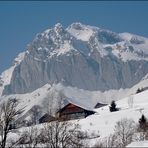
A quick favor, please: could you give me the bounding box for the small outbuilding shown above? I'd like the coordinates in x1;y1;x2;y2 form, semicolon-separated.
94;102;107;109
39;113;56;123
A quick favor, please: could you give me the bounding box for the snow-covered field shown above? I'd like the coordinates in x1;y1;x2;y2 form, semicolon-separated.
126;141;148;147
80;89;148;137
68;88;147;147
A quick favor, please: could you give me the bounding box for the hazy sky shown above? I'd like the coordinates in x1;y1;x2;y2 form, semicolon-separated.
0;1;148;73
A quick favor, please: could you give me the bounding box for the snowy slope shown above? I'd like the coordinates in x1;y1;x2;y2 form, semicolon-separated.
70;88;148;148
78;89;148;139
126;141;148;147
1;74;148;122
0;83;53;117
5;81;148;147
67;22;95;41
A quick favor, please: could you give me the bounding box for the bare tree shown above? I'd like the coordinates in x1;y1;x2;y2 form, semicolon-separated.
17;126;42;148
14;119;88;148
94;118;136;148
128;95;134;108
42;89;65;116
30;105;42;125
0;98;24;148
56;91;65;112
40;119;86;148
94;134;118;148
42;91;55;116
113;118;136;147
133;131;147;142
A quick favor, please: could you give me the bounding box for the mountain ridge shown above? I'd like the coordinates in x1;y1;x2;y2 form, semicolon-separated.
1;22;148;95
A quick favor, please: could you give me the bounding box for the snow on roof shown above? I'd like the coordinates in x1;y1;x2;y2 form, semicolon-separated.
63;97;95;112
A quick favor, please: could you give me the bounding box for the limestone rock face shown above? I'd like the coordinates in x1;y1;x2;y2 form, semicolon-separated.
2;23;148;95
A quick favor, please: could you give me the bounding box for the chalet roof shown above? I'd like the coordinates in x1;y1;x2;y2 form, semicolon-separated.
94;102;107;108
57;97;96;113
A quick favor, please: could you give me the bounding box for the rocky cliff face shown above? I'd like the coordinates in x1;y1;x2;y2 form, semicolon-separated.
2;23;148;95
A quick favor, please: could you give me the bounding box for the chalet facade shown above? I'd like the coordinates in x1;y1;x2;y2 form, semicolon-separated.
56;103;95;120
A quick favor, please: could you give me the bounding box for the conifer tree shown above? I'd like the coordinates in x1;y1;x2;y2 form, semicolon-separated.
109;100;118;112
139;114;147;130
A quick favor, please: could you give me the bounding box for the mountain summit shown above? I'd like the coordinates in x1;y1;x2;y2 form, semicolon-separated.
1;22;148;95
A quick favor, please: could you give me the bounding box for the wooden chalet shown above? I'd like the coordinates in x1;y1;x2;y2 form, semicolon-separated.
39;113;56;123
56;103;95;120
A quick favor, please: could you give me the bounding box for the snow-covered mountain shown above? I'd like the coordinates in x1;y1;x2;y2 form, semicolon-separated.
1;22;148;96
1;22;148;147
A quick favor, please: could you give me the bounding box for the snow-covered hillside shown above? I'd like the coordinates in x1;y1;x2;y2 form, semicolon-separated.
76;88;148;138
5;82;148;147
0;75;148;123
71;88;148;146
127;141;148;147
